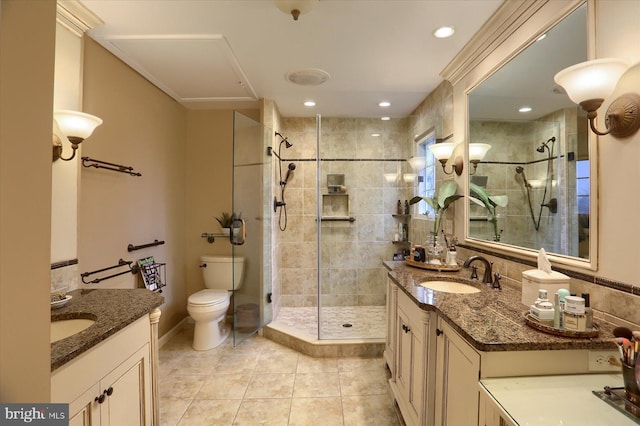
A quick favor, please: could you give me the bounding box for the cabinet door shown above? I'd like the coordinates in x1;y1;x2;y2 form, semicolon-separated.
100;344;150;426
384;279;398;376
68;384;101;426
435;319;480;426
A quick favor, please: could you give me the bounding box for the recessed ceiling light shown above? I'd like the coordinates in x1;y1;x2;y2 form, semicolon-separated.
519;106;533;113
304;100;316;107
381;116;391;121
371;133;381;137
433;26;455;39
378;101;391;107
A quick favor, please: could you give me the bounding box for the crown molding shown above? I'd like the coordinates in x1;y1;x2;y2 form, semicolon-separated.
56;0;103;37
441;0;549;85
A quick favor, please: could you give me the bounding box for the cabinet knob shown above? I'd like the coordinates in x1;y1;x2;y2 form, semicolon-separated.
95;393;106;404
402;324;411;333
105;387;114;396
436;328;443;336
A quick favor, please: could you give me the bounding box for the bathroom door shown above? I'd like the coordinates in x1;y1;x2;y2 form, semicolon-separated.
231;111;272;346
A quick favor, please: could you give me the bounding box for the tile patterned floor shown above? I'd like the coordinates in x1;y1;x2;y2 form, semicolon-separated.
159;325;401;425
273;306;387;340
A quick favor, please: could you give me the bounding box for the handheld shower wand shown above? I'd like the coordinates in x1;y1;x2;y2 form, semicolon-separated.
282;163;296;185
515;166;530;188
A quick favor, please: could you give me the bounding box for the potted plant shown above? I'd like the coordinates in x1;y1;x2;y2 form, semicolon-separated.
410;180;464;237
468;182;508;242
215;212;241;236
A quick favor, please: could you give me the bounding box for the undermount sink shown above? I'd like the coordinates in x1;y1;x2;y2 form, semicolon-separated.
51;318;96;343
419;280;481;294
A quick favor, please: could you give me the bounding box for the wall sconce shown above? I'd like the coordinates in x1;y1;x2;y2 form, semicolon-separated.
407;156;426;170
53;110;103;162
554;58;640;138
428;142;463;176
468;143;491;175
384;162;402;183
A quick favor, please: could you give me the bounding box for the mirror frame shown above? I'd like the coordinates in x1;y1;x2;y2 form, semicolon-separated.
458;0;598;271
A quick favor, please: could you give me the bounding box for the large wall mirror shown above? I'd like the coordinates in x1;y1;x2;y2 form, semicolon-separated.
466;2;595;266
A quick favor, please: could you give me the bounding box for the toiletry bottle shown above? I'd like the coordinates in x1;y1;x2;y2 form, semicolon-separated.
397;200;402;215
404;200;409;215
582;292;593;329
553;293;561;328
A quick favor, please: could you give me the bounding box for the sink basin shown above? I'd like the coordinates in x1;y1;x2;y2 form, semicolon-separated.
51;318;96;343
419;280;481;294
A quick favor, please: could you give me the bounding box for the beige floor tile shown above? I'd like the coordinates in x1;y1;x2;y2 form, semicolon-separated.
339;369;389;396
159;398;191;426
196;372;252;400
158;375;206;400
233;398;291;426
341;395;401;426
174;350;224;376
257;351;300;373
288;397;343;426
293;372;341;398
177;399;241;426
338;357;386;372
296;354;339;373
245;373;295;399
216;352;260;373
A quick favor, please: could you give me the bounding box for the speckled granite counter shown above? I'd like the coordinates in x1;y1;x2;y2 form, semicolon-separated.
384;261;617;352
51;289;164;371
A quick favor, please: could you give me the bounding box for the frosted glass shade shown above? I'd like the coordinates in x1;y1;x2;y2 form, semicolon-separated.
469;143;491;161
554;58;630;104
384;173;398;183
428;142;456;161
407;156;426;170
54;110;103;140
275;0;319;17
403;173;417;183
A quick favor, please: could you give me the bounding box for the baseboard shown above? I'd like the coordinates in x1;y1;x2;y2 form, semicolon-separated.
158;317;189;349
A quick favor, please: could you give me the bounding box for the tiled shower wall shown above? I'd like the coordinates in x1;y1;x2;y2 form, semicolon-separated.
276;117;414;308
468;107;583;256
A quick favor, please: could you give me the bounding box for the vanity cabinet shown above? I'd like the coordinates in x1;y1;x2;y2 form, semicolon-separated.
384;279;398;374
389;286;435;426
478;385;517;426
433;318;480;426
52;316;152;426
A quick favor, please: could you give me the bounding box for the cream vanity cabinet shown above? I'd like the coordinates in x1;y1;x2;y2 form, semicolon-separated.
478;386;517;426
51;316;153;426
433;318;481;426
389;286;436;426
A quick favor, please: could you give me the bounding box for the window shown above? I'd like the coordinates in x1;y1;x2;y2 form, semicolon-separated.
415;132;437;217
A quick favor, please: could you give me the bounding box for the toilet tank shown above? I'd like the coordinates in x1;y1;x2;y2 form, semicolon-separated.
200;255;245;290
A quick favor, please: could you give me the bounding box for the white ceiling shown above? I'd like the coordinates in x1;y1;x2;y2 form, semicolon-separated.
80;0;503;117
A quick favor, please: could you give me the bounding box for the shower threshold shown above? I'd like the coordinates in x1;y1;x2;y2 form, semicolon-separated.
263;306;385;358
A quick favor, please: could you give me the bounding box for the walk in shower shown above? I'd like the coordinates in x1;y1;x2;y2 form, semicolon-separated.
270;115;416;341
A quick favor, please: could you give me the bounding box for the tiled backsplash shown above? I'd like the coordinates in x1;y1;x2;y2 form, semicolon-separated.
455;245;640;327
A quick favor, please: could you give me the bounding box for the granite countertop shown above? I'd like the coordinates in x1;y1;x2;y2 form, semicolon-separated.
384;261;618;352
51;288;164;371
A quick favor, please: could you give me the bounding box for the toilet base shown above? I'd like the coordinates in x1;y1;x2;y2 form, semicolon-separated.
192;315;229;351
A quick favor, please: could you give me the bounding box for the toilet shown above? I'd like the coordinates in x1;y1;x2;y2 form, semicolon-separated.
187;255;245;350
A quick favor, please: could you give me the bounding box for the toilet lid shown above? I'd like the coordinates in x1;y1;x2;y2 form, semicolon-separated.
188;290;229;306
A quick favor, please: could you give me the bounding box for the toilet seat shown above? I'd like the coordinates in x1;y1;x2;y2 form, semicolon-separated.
188;289;229;307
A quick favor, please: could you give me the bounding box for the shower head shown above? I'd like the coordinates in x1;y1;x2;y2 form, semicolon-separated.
536;136;556;153
275;132;293;148
515;166;531;187
283;162;296;185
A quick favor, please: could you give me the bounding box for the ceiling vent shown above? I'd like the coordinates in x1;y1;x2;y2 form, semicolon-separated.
285;68;331;86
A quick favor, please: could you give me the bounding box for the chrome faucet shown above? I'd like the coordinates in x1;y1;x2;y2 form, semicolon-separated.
463;255;493;285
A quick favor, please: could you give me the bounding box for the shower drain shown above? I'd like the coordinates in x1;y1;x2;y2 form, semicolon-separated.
342;323;353;328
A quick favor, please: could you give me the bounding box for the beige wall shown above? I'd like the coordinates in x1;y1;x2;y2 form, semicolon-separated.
80;37;188;335
0;0;56;402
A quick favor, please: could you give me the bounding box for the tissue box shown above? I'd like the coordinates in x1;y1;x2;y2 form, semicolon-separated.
521;269;570;307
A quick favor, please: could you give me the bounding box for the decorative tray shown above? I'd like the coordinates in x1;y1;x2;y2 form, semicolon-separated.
51;295;72;310
523;312;599;338
405;259;461;272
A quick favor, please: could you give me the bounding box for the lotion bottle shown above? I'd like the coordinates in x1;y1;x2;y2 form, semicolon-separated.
553;293;562;328
582;292;593;329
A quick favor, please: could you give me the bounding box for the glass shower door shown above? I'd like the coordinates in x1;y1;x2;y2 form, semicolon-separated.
232;111;272;345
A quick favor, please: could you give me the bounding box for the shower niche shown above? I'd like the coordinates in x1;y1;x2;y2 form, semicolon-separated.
321;174;354;222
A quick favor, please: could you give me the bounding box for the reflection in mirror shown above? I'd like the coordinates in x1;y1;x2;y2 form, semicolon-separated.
467;3;591;259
